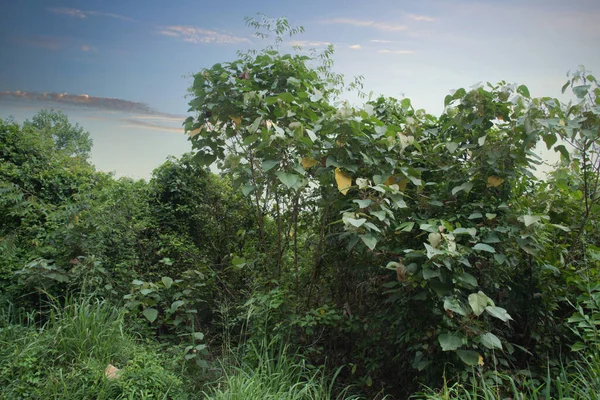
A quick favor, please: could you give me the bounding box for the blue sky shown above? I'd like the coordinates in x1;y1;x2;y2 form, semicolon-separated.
1;0;599;179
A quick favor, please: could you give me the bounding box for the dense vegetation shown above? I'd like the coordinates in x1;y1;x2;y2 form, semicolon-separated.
1;16;599;399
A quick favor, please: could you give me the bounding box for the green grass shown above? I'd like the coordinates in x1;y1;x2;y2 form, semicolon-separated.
411;353;600;400
203;338;360;400
0;296;186;399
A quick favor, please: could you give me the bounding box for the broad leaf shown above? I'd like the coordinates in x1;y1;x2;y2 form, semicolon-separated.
473;243;495;253
360;234;377;250
335;168;352;195
444;297;468;316
276;172;301;190
485;306;513;322
439;333;463;351
142;308;158;323
480;332;502;350
452;182;473;196
469;291;492;316
457;350;482;366
161;276;173;289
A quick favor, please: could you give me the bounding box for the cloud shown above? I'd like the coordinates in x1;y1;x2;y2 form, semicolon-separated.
15;36;99;53
48;7;133;21
349;44;362;49
370;39;395;44
379;49;415;55
408;14;436;22
17;36;63;50
322;18;407;32
158;26;251;44
289;40;332;47
81;44;97;52
119;118;184;133
0;91;183;118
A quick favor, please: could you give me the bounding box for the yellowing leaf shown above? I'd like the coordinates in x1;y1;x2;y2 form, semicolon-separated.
398;178;408;192
487;176;505;188
301;157;319;170
188;128;201;138
385;176;397;186
335;168;352;195
478;354;484;366
230;116;242;126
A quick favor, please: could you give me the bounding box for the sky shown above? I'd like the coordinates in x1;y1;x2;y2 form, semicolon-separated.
1;0;599;179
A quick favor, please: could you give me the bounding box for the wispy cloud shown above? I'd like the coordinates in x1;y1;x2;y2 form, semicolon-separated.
48;7;133;21
408;14;436;22
16;36;99;53
17;36;63;50
370;39;395;44
349;44;361;49
120;118;184;133
158;26;250;44
379;49;415;55
81;44;97;52
289;40;332;47
0;91;182;118
322;18;407;32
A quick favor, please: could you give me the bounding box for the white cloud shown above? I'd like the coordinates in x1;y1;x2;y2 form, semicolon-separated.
81;44;97;52
349;44;362;49
409;14;436;22
370;39;394;44
159;26;251;44
322;18;407;32
289;40;332;47
48;7;133;21
379;49;415;54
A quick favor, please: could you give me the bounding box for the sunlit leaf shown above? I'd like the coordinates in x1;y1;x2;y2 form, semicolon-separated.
485;306;513;322
469;291;492;316
335;168;352;195
486;176;504;188
301;157;319;169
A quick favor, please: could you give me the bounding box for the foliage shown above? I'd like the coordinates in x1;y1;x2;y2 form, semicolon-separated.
184;16;600;396
0;297;187;399
203;338;357;400
1;15;600;400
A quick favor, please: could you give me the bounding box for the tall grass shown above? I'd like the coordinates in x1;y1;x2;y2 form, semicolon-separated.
0;296;186;399
412;353;600;400
203;337;360;400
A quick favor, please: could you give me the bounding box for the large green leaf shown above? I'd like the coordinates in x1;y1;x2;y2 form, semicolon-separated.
457;350;481;366
161;276;173;289
485;306;513;322
480;332;502;350
444;297;468;316
360;234;377;250
473;243;495;253
438;333;463;351
276;172;301;190
142;308;158;323
469;291;492;316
